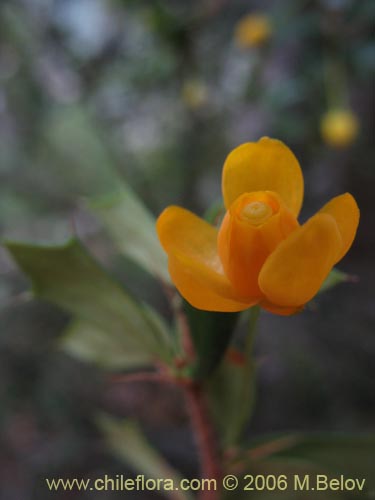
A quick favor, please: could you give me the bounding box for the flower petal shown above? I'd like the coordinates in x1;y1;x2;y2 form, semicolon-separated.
157;206;254;311
157;205;219;266
168;254;255;312
318;193;359;263
222;137;304;216
258;213;342;307
260;299;303;316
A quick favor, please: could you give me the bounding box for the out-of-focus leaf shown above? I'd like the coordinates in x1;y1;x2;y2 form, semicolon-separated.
90;189;170;283
61;319;150;369
225;434;375;499
260;434;375;486
319;268;351;294
41;105;170;282
208;307;259;448
5;239;173;367
203;201;225;225
223;458;346;500
183;300;239;380
40;105;122;197
98;414;194;500
208;349;256;449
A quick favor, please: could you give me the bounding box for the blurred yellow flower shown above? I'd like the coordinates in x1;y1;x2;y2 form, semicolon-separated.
234;14;272;48
321;109;359;148
181;79;208;110
157;138;359;315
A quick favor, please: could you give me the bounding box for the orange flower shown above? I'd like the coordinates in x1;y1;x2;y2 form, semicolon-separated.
157;138;359;315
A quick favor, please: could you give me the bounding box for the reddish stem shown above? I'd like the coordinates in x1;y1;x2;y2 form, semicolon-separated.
110;371;173;385
111;370;223;499
185;383;222;500
161;282;196;363
118;283;223;499
162;284;222;499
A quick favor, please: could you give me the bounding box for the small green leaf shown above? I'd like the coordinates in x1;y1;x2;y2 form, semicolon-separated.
90;188;170;283
183;300;239;380
5;239;173;367
98;414;194;500
319;268;352;294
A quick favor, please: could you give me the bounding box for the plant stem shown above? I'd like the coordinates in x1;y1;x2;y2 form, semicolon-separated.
110;371;174;385
161;287;223;499
185;382;222;500
161;282;196;364
174;299;222;499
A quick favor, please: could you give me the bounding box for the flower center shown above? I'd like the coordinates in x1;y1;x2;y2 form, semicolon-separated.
241;201;273;225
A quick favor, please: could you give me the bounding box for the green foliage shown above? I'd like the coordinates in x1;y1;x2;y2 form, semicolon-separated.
5;239;174;369
62;319;150;369
183;300;239;380
260;434;375;486
98;414;194;500
208;307;259;448
208;351;256;449
319;268;351;294
38;105;121;198
90;188;170;283
225;434;375;499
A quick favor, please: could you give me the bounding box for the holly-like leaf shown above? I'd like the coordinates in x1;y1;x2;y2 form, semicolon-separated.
98;414;194;500
5;239;173;368
39;106;170;283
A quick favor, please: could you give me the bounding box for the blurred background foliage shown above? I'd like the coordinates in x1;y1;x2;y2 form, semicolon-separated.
0;0;374;499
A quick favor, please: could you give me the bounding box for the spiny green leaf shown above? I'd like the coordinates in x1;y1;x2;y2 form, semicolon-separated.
5;238;173;367
40;105;170;283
